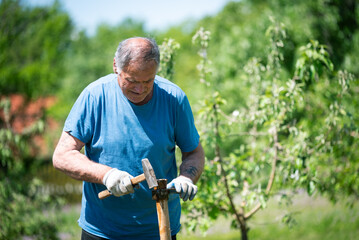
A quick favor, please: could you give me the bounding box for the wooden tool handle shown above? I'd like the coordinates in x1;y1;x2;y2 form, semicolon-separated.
98;189;112;199
131;173;146;184
98;173;146;199
154;179;171;240
156;199;171;240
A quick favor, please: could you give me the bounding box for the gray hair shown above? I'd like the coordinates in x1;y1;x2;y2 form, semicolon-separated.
114;37;160;72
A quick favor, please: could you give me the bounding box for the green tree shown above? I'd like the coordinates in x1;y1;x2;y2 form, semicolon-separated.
0;1;73;238
0;0;73;98
183;21;358;240
158;38;180;81
0;98;61;240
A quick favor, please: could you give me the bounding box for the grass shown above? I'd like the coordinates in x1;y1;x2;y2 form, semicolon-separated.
56;204;82;240
55;194;359;240
249;195;359;240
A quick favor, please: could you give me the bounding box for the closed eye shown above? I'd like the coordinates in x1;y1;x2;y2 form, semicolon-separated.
145;79;154;84
125;78;136;83
125;77;154;84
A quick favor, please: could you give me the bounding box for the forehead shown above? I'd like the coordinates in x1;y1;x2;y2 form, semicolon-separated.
123;60;157;74
121;60;157;80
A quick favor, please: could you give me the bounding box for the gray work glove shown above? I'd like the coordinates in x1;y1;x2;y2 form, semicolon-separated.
103;168;134;197
167;176;198;201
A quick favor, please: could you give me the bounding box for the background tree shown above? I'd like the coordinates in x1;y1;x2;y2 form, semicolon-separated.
158;38;180;81
0;98;62;240
0;1;73;238
0;0;72;99
171;0;359;106
182;18;358;239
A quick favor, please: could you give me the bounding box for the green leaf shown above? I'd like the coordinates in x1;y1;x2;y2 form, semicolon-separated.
259;195;267;209
307;181;316;196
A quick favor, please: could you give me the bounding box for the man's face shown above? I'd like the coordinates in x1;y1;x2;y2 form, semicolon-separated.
118;60;157;105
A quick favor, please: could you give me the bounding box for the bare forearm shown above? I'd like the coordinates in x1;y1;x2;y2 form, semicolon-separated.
53;132;111;184
53;150;110;184
180;142;205;183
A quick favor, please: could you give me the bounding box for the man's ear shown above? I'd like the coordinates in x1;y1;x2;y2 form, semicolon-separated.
113;58;118;73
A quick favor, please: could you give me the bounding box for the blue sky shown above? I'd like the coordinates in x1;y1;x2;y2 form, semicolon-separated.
26;0;232;35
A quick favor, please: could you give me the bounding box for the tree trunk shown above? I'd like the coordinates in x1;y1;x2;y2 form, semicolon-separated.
241;226;248;240
213;103;250;240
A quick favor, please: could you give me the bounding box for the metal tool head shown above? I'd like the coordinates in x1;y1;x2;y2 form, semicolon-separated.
142;158;158;189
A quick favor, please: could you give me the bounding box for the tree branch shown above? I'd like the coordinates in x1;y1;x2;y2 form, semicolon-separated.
245;124;279;220
213;103;248;233
226;132;269;137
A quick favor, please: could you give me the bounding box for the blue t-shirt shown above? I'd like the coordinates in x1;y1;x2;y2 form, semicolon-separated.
63;73;200;239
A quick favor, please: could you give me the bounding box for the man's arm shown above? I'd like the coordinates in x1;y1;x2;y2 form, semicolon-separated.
52;131;112;184
179;142;205;183
167;142;205;201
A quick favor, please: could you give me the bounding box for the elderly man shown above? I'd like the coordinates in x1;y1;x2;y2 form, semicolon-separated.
53;37;205;240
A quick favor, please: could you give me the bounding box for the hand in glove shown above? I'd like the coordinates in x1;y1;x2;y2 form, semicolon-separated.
167;176;198;201
103;168;134;197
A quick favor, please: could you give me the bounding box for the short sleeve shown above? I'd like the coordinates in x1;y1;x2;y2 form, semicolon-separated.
63;89;96;144
174;95;200;152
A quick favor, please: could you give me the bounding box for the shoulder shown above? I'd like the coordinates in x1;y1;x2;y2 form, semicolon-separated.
85;74;117;93
154;75;186;100
79;74;117;100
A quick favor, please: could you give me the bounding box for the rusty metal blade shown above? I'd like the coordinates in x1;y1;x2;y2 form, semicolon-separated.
142;158;158;189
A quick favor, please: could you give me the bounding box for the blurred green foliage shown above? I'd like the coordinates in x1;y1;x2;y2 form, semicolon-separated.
158;38;180;81
0;0;72;99
0;98;62;240
179;1;358;238
184;21;358;239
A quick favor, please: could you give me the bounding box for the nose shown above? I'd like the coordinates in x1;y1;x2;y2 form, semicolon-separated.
134;83;145;94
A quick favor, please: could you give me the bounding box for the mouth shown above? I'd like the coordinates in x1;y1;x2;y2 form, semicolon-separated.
128;91;147;101
126;88;152;105
130;91;145;97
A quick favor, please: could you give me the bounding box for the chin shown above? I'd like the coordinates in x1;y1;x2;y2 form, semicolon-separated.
130;96;146;104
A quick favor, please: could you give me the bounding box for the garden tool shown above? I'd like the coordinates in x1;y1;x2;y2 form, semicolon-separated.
98;158;157;199
142;159;173;240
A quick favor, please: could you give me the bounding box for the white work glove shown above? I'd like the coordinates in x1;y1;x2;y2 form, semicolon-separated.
103;168;134;197
167;176;198;201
